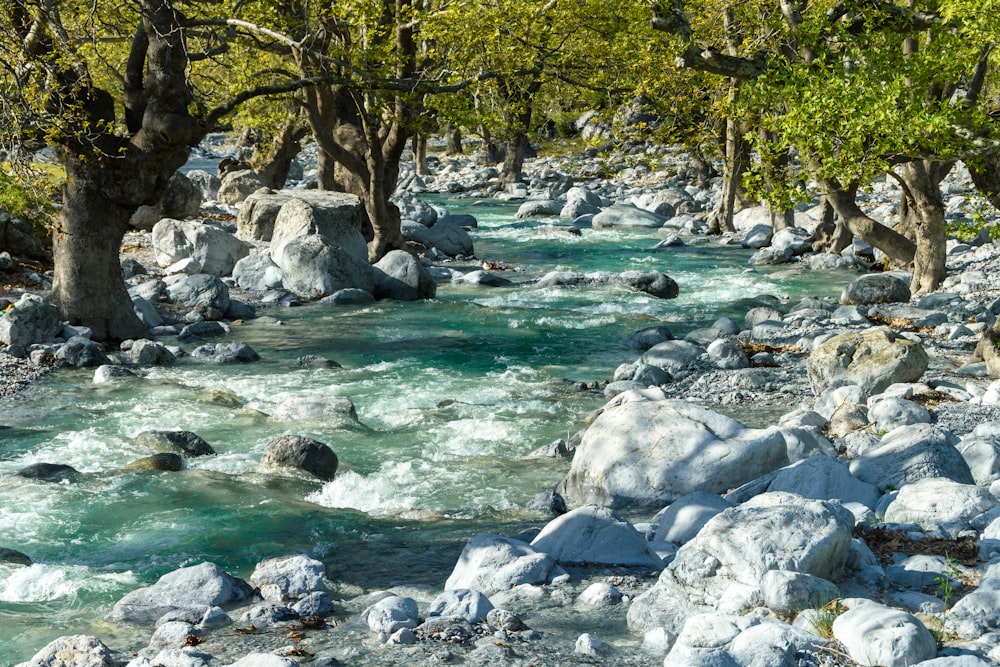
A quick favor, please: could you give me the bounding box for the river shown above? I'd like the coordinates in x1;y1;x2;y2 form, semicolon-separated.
0;195;852;663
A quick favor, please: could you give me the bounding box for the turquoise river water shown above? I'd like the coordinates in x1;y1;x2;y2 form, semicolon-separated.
0;197;853;663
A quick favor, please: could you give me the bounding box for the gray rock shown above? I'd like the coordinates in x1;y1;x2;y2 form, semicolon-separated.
232;254;284;291
270;197;373;299
946;561;1000;638
185;169;221;203
806;327;928;395
628;493;854;634
216;169;264;205
125;453;184;471
761;570;840;614
883;477;994;529
530;504;664;568
271;396;358;424
131;173;203;231
427;589;494;623
0;293;61;347
654;492;734;545
641;340;704;375
592;203;666;229
106;562;252;625
372;250;436;301
402;219;474;257
250;553;326;601
14;635;115;667
958;422;1000;486
129;339;177;366
578;582;623;607
393;192;438;226
177;321;229;342
260;435;339;480
841;273;911;305
707;338;750;370
741;223;773;249
832;601;936;667
164;274;231;312
615;271;679;299
134;430;215;457
444;534;557;595
849;424;973;490
226;654;297;667
13;463;80;482
237;603;299;628
56;336;111;368
515;199;563;219
746;456;880;509
190;342;259;364
0;211;47;260
320;288;376;305
558;396;788;508
771;227;812;256
560;187;602;219
453;270;514;287
291;591;333;618
93;365;134;386
868;397;931;433
364;595;419;635
625;325;674;350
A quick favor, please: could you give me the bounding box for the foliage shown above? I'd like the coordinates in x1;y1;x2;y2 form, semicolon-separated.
810;598;844;640
0;166;61;245
933;556;962;607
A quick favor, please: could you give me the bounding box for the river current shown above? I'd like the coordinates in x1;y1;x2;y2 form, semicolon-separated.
0;196;852;663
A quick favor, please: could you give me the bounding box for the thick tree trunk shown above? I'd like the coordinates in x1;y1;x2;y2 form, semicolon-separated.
809;195;852;254
445;124;463;155
255;121;308;190
709;115;749;234
501;130;529;185
898;161;951;294
413;134;429;175
50;159;148;342
823;180;916;267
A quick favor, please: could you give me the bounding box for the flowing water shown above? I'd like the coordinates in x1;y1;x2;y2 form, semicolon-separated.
0;197;853;663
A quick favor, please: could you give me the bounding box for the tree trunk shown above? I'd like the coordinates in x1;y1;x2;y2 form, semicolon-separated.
709;114;749;234
413;134;429;175
50;158;148;342
898;161;951;294
501;129;529;185
445;123;463;155
823;180;916;267
255;121;308;190
808;195;852;254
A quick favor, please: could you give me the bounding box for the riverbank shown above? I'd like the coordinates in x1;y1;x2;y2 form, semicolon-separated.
7;140;1000;666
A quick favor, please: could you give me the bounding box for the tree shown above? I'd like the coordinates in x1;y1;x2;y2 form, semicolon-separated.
650;0;1000;293
0;1;332;340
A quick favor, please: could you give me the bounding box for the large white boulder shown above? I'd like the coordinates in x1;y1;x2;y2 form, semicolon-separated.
270;197;373;299
445;534;558;595
152;219;250;276
530;505;664;569
806;327;928;395
627;492;854;634
558;397;788;508
832;601;937;667
849;424;973;491
106;562;251;625
883;477;994;529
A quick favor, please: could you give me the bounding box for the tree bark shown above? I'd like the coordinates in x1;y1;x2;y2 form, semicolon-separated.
708;113;749;234
968;154;1000;211
48;0;206;341
413;134;429;175
255;120;309;190
445;123;463;155
501;129;530;185
898;161;951;294
823;180;916;267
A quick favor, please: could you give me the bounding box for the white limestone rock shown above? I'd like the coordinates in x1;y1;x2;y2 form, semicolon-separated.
558;398;788;508
445;534;557;595
832;601;937;667
530;504;664;569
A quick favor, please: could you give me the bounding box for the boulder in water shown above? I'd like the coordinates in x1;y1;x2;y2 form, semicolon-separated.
134;430;216;457
261;434;339;480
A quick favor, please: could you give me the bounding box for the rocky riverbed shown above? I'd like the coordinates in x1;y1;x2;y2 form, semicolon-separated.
6;136;1000;666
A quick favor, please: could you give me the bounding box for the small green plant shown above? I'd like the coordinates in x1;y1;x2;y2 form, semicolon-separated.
933;556;962;607
810;599;844;640
948;195;1000;241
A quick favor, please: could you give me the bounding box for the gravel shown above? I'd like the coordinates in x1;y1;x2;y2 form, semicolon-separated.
0;352;49;398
